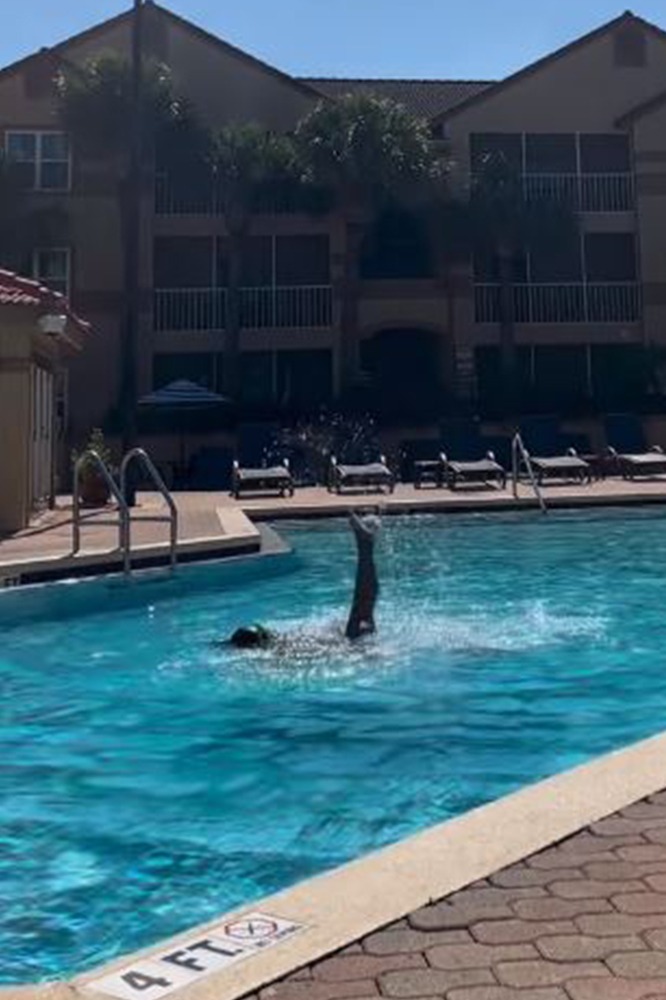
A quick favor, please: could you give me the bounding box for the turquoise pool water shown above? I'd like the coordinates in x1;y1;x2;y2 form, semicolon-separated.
4;509;666;982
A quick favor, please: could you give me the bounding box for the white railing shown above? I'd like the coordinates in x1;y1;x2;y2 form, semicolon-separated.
522;172;634;212
154;285;333;332
155;173;303;215
154;288;227;332
475;282;641;324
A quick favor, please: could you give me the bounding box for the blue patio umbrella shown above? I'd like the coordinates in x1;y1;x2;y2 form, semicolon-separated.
138;380;231;476
138;379;229;410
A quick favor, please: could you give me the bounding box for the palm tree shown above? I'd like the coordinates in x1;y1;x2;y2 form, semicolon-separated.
470;154;578;414
209;124;295;397
56;50;201;446
295;94;442;390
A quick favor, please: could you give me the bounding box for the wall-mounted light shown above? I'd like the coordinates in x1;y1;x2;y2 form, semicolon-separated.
38;313;68;337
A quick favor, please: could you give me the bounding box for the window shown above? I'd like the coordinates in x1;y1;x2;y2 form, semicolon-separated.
360;211;432;280
533;346;588;406
580;134;631;173
154;237;213;288
242;237;273;286
473;248;528;283
585;233;637;281
33;248;70;297
276;235;330;285
6;131;70;191
525;134;576;174
530;235;582;282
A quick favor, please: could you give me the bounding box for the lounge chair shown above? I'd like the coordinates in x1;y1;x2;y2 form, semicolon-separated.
608;445;666;480
231;459;294;499
328;455;395;494
601;414;666;479
528;449;591;485
441;451;507;490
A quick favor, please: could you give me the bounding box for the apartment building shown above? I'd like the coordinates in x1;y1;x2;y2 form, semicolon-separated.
1;4;665;443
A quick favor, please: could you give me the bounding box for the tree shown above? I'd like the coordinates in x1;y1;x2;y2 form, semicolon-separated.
470;154;578;415
295;94;443;390
56;50;202;446
209;124;295;397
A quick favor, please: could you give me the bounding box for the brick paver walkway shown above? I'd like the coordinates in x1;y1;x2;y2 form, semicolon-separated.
255;792;666;1000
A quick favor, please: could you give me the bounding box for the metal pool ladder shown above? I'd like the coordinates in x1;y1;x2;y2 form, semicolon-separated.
73;449;131;575
120;448;178;572
72;447;178;576
512;432;548;514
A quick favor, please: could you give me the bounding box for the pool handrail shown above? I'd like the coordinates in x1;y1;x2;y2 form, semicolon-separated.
512;433;548;514
73;450;131;575
120;448;178;571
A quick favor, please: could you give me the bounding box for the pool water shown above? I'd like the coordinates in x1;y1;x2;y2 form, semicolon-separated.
4;509;666;982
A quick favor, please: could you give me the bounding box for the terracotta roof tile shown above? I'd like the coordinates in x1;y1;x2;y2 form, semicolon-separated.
0;269;89;334
298;78;494;119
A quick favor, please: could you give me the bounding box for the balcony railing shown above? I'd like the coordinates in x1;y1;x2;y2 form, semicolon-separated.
522;173;635;212
475;282;641;324
155;173;308;215
154;285;333;332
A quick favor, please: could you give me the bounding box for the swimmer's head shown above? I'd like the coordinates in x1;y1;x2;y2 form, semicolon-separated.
229;624;273;649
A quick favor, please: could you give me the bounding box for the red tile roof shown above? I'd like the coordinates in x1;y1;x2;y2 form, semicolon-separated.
0;269;90;335
299;79;494;119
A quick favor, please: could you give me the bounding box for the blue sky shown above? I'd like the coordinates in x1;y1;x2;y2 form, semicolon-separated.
2;1;666;80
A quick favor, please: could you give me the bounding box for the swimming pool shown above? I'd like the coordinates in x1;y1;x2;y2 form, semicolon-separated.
3;509;666;982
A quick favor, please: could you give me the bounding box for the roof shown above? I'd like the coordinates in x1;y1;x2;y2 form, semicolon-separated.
433;10;666;123
0;269;90;336
300;78;494;119
617;86;666;124
0;1;322;101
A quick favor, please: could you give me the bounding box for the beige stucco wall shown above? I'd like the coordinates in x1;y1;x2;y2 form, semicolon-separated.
0;317;35;533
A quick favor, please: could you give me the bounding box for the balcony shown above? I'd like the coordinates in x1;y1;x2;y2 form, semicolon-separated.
155;173;311;215
154;285;333;332
522;173;635;212
475;282;641;324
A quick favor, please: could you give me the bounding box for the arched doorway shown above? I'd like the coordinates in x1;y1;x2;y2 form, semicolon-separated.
361;328;449;420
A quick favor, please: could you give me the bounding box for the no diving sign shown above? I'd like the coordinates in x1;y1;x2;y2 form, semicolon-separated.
87;912;305;1000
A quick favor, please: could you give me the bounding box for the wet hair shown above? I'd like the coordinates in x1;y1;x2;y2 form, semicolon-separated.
230;625;272;649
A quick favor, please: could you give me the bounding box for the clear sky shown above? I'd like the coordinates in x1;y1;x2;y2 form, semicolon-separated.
2;1;666;81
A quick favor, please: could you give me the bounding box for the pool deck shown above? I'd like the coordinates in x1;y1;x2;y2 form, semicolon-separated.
2;476;666;583
244;782;666;1000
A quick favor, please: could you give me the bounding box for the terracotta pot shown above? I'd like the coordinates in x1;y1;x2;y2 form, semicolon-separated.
79;468;111;508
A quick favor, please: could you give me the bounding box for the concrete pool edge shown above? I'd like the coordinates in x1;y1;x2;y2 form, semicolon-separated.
3;729;661;1000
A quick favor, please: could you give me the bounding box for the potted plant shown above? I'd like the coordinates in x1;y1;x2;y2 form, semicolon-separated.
72;428;115;507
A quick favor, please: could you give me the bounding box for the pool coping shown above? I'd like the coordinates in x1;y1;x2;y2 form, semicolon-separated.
4;486;666;585
4;730;666;1000
0;510;262;586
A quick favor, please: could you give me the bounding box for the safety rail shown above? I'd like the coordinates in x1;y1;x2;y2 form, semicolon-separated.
72;450;131;575
120;448;178;571
512;433;548;514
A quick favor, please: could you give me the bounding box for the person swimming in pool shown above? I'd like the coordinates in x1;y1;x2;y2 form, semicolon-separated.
227;510;381;649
